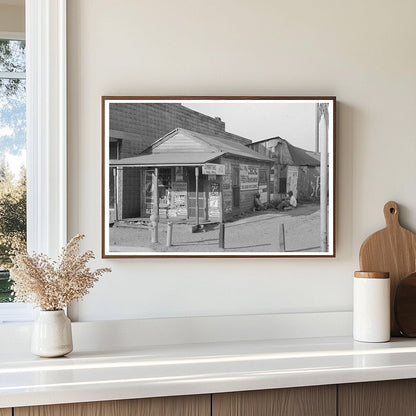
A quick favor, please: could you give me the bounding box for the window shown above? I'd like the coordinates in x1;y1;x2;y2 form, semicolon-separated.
259;169;267;185
0;37;26;304
231;166;240;208
0;0;68;323
279;177;287;194
109;140;119;160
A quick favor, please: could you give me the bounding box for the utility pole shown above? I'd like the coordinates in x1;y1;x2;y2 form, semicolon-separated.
277;223;286;252
113;167;118;221
150;167;159;243
318;103;329;252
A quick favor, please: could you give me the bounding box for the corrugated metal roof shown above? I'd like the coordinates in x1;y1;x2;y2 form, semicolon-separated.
285;141;320;166
305;150;321;162
184;129;273;162
248;136;320;167
110;151;224;167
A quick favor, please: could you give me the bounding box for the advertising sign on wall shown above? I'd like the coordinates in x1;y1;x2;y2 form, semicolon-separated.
202;163;225;175
222;162;233;213
240;165;259;191
208;182;220;218
170;182;187;217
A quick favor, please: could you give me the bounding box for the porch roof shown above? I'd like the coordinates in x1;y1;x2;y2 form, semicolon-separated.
109;151;224;167
110;128;274;168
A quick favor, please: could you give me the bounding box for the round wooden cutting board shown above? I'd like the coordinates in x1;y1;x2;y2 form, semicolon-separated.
359;201;416;336
395;272;416;337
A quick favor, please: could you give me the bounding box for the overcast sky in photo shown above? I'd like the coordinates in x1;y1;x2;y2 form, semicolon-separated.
183;101;318;151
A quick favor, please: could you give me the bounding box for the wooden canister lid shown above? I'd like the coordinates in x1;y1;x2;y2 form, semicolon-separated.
354;271;389;279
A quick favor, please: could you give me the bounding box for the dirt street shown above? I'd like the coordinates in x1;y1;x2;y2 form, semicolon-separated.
110;203;321;253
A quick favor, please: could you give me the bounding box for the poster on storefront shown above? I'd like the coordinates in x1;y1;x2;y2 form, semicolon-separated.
240;165;259;191
208;182;221;218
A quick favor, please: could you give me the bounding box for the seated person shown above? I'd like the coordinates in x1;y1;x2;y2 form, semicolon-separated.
277;191;297;210
253;192;264;211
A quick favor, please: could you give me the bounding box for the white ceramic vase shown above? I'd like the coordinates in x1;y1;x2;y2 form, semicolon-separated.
31;310;73;357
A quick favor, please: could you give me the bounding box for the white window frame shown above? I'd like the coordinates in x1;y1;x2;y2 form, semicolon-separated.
0;0;67;324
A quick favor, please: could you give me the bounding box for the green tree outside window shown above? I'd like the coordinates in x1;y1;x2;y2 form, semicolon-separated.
0;38;27;302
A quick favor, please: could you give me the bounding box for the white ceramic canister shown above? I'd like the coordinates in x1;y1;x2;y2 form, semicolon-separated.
353;271;390;343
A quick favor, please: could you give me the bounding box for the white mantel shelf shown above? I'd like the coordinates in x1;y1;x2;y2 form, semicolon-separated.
2;335;416;409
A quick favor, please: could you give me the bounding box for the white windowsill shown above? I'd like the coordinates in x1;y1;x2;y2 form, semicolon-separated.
0;303;36;324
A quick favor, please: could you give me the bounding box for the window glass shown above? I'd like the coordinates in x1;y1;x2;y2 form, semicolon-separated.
279;177;287;194
259;169;267;184
0;40;25;73
0;39;27;303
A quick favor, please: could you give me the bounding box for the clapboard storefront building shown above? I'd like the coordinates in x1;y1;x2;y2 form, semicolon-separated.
248;137;321;202
110;128;273;224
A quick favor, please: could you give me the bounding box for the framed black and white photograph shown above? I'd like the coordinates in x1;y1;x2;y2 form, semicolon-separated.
102;97;336;258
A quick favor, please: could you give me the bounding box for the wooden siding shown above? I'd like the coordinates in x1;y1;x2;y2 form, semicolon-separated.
221;156;271;219
239;189;258;213
154;132;210;154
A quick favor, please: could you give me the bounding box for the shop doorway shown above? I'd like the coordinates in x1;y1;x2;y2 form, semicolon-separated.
232;166;240;208
187;167;207;221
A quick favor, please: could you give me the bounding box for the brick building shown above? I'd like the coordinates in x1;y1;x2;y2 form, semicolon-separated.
109;102;250;159
108;103;252;220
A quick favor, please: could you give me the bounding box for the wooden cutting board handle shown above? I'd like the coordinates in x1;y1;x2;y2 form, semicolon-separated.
383;201;400;229
359;201;416;336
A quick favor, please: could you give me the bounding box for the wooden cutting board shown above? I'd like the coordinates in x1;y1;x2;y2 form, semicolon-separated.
359;201;416;336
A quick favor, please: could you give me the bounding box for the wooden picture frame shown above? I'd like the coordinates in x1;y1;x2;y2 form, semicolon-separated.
102;96;336;258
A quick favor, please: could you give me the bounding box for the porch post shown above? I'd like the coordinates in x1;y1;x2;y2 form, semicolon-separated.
151;167;159;243
195;167;199;226
219;180;224;224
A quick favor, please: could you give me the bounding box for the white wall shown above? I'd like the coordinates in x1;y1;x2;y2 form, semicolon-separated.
67;0;416;322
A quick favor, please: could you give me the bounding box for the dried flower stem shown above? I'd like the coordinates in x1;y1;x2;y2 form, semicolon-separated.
10;235;111;310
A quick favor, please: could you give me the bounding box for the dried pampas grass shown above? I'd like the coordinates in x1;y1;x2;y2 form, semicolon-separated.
10;234;111;311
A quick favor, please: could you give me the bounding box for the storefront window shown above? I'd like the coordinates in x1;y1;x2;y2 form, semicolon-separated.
158;167;172;205
259;169;267;184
